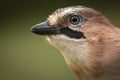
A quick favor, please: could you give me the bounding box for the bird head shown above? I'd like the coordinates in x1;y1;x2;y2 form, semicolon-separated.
31;6;120;80
31;6;111;40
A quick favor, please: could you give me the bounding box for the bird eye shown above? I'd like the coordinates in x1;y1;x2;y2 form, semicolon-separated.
68;13;86;26
70;15;80;25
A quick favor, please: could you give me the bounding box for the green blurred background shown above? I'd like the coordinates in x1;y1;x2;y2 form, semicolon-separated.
1;0;120;80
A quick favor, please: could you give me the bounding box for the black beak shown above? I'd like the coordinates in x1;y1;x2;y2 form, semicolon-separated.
31;21;62;35
31;21;86;39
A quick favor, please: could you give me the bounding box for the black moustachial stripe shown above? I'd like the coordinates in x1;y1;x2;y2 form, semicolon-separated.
60;27;86;39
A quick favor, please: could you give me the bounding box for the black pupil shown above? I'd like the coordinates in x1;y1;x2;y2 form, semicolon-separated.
72;17;77;22
70;15;80;25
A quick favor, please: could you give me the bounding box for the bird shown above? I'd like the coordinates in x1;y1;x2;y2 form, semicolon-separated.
31;6;120;80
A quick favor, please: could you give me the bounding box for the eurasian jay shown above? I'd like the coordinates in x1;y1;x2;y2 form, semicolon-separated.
31;6;120;80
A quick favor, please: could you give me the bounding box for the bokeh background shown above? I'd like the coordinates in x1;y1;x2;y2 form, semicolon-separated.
1;0;120;80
